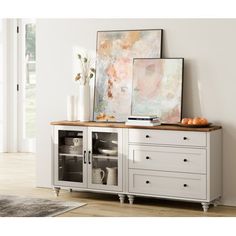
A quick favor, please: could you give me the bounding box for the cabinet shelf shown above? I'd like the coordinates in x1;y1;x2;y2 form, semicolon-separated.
59;153;83;157
93;155;118;160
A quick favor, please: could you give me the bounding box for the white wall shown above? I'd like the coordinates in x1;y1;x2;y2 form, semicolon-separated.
0;19;4;151
37;19;236;206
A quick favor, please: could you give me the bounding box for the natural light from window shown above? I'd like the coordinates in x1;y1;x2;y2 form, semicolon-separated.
24;22;36;139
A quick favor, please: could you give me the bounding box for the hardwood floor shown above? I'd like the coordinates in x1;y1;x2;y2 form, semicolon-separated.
0;152;236;217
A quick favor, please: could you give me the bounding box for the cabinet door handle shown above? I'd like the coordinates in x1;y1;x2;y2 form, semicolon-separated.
83;150;86;164
183;158;188;162
183;137;188;140
183;184;188;187
145;135;150;138
88;151;91;164
146;180;150;184
146;156;150;160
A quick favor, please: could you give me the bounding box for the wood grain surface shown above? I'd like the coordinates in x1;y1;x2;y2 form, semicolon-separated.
50;120;222;132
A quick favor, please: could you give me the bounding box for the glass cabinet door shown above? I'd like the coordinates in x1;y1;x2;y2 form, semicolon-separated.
53;127;87;188
87;127;123;191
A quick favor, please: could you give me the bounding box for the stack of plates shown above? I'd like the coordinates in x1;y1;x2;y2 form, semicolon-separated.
60;145;82;154
98;147;118;156
65;137;83;146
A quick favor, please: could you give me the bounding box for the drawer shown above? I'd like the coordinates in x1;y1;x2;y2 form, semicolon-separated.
129;145;206;174
128;129;206;147
129;169;206;200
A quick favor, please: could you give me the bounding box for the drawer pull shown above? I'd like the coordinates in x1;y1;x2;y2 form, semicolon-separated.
145;135;150;138
146;156;150;160
183;184;188;187
146;180;150;184
83;150;87;164
183;159;188;162
183;137;188;140
88;151;91;164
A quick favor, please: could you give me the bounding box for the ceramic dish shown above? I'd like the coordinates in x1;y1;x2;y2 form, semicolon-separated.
60;145;82;154
98;148;118;156
177;123;212;128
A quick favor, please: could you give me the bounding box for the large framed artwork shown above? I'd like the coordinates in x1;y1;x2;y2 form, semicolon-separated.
131;58;184;123
94;29;163;122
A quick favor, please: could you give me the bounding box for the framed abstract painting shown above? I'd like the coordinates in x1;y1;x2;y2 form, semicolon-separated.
131;58;184;123
94;29;163;122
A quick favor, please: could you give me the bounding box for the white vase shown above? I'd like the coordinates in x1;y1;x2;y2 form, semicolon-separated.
106;167;118;186
78;84;90;121
67;95;76;121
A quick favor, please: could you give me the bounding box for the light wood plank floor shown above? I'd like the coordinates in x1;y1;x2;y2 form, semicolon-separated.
0;153;236;217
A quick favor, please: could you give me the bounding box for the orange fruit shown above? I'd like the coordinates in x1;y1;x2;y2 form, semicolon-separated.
193;117;201;125
187;119;193;125
181;118;189;124
200;118;208;125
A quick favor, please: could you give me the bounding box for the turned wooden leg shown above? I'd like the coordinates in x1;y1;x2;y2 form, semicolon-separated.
201;202;210;212
118;194;125;204
53;187;60;197
127;195;135;205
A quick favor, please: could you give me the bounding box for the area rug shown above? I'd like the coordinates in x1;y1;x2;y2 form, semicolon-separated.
0;195;86;217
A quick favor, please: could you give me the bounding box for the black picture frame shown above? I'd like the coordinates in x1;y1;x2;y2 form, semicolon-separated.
93;29;163;122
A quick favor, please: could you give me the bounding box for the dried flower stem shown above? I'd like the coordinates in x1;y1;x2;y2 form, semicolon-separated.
76;53;96;85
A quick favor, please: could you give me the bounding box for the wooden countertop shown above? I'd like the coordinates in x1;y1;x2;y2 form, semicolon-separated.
50;120;222;132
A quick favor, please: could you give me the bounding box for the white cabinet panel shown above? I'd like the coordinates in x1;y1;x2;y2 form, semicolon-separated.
129;145;206;174
129;169;206;200
53;126;123;192
129;129;207;147
53;126;88;188
87;127;123;192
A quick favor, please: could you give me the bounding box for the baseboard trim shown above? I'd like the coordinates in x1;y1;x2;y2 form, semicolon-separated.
220;199;236;207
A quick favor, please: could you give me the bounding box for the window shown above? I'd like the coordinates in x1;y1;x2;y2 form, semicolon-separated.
18;19;36;152
25;22;36;139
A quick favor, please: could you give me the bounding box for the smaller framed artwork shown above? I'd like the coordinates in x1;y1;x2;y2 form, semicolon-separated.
131;58;184;123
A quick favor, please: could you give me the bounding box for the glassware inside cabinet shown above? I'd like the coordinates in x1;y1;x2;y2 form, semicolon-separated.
58;130;84;183
91;132;118;186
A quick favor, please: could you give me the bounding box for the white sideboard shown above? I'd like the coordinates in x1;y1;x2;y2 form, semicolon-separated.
51;121;222;212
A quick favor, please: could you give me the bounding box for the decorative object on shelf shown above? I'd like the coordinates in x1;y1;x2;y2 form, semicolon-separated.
78;84;90;121
67;95;77;121
178;122;212;128
106;167;118;185
64;137;82;146
74;53;96;85
59;145;82;155
75;53;96;122
92;168;105;184
94;29;163;122
95;113;116;122
179;117;211;127
181;117;208;125
125;115;161;126
98;147;118;156
131;58;184;123
72;137;83;146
